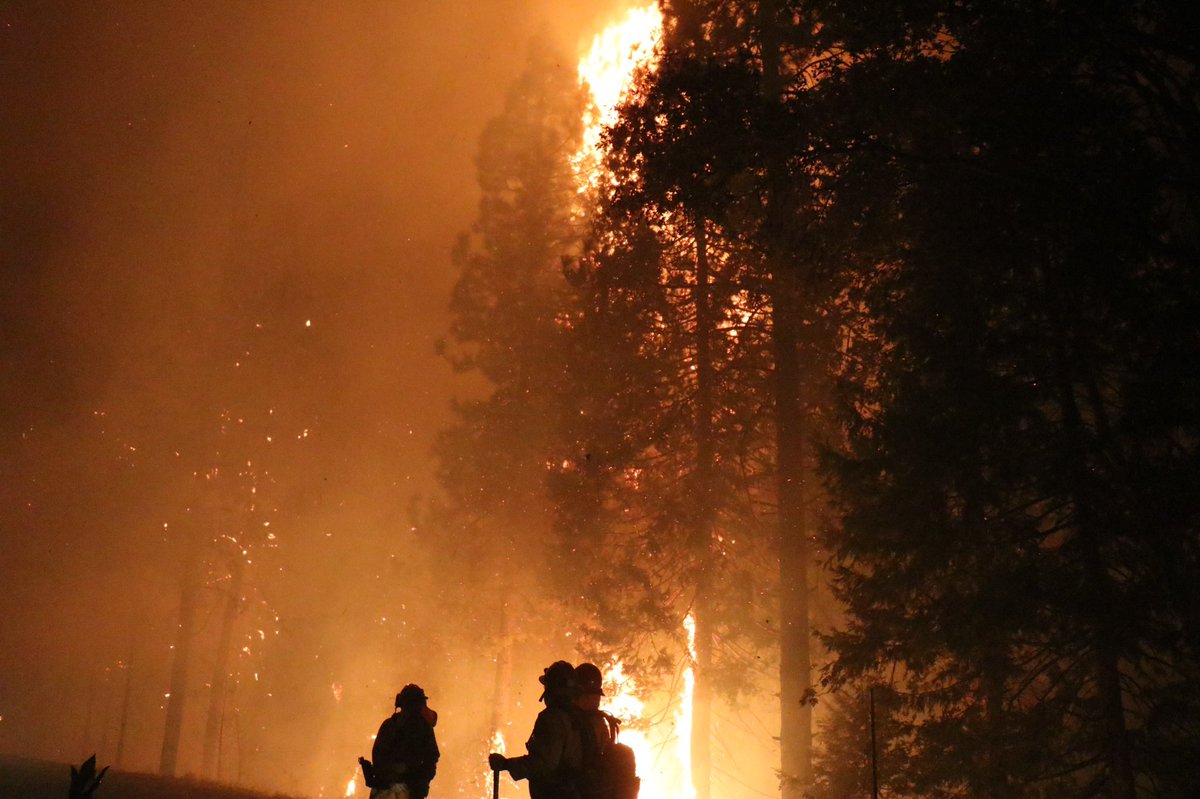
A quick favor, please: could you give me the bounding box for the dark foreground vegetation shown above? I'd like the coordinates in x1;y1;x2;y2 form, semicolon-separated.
0;756;304;799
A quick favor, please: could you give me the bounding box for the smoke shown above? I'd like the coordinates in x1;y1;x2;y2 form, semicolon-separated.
1;1;631;795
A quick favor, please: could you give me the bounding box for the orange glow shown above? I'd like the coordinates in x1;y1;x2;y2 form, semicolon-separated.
680;614;697;799
482;729;507;799
572;3;664;199
599;616;697;799
568;31;691;795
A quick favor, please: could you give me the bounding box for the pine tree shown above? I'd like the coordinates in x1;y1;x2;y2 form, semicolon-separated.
430;39;588;761
813;2;1200;797
605;7;845;791
561;45;791;797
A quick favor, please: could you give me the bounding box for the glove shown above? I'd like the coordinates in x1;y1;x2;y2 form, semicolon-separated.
488;753;508;772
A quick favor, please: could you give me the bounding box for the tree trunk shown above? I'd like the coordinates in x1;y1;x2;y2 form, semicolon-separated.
773;276;812;797
160;532;201;777
1058;386;1135;799
691;214;715;799
982;666;1016;799
756;2;813;794
1044;277;1136;799
202;557;244;779
115;646;133;768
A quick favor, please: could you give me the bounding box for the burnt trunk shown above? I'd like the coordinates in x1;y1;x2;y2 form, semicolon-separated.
159;532;201;777
114;647;133;768
202;557;244;778
1057;381;1135;799
1043;271;1135;799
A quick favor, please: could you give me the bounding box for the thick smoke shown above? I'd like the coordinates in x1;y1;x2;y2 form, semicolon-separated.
1;2;631;795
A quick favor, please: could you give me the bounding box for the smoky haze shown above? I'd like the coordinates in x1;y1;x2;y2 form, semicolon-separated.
1;1;631;795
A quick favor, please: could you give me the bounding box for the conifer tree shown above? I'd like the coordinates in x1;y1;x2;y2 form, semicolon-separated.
812;2;1200;797
608;7;839;791
431;39;587;756
563;47;790;798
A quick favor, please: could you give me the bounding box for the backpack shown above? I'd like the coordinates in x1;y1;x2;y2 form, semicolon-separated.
574;710;640;799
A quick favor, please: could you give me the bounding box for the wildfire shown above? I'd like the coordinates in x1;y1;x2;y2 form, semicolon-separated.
572;3;664;199
569;8;696;798
600;619;697;799
680;614;697;799
484;729;507;797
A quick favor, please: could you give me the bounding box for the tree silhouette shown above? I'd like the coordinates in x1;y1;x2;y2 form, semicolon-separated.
814;2;1200;797
430;40;588;781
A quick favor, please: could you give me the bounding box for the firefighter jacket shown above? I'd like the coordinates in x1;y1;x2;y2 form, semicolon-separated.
372;710;440;798
506;705;583;799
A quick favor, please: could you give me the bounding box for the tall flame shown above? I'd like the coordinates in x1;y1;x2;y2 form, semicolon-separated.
572;3;664;198
600;616;697;799
572;8;697;799
680;613;697;799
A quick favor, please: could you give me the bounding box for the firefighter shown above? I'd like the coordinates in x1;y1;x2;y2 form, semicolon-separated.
489;661;583;799
573;662;617;759
370;684;440;799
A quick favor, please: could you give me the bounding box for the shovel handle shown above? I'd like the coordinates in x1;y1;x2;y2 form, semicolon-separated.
492;768;500;799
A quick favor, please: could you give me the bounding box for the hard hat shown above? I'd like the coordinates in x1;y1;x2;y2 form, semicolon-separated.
574;662;604;696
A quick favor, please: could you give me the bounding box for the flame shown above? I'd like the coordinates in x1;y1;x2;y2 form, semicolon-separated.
599;616;697;799
680;614;697;799
483;729;507;799
572;13;693;794
345;778;357;797
572;3;664;199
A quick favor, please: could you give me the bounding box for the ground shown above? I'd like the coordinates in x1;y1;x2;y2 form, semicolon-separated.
0;756;306;799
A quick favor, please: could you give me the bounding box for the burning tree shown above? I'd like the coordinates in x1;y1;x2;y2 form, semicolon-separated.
561;47;790;799
440;2;1199;798
572;4;849;795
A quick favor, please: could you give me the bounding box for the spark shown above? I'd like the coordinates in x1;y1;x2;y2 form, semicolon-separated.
482;730;507;799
